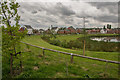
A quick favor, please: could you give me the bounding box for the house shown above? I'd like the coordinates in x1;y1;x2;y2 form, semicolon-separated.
57;30;65;34
24;25;33;35
19;27;26;32
64;29;71;34
87;29;100;34
76;28;82;34
100;29;107;34
51;27;59;34
115;28;120;34
39;29;45;33
45;29;52;34
107;29;116;34
68;26;76;34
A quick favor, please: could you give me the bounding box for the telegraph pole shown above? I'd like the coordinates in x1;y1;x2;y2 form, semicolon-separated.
83;17;85;56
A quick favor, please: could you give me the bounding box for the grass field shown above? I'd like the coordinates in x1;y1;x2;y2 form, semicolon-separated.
23;35;119;61
2;34;119;78
53;34;119;42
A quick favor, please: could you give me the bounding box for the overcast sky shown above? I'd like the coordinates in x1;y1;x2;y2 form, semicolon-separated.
18;0;119;29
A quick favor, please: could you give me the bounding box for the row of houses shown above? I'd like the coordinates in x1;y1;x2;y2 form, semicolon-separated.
19;25;120;35
45;26;82;34
57;26;82;34
87;28;120;34
46;26;120;34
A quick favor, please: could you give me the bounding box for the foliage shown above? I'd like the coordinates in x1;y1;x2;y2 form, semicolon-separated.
1;1;27;76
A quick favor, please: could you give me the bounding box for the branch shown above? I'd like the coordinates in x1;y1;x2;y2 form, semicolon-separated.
1;3;10;27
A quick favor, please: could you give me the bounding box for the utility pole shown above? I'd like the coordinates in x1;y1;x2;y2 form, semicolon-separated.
83;17;85;56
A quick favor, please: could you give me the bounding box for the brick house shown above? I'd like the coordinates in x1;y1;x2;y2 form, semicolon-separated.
107;29;116;34
19;27;26;32
57;30;65;34
68;26;76;34
19;25;33;35
115;29;120;34
24;25;33;35
87;29;100;34
64;29;71;34
76;28;82;34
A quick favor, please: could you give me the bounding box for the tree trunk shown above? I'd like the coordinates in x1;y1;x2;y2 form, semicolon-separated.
20;53;22;73
10;53;13;76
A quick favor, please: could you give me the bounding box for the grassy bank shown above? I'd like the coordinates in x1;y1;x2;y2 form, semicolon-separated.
23;35;119;61
2;35;119;78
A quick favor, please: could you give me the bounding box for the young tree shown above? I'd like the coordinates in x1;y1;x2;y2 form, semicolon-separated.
1;1;27;76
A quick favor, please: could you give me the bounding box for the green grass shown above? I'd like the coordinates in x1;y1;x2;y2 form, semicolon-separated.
2;34;119;78
22;35;119;61
16;43;119;78
54;34;119;42
53;34;84;42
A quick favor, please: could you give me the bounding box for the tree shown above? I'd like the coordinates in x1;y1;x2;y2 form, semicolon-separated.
103;25;106;29
1;1;27;76
109;25;112;29
107;24;111;29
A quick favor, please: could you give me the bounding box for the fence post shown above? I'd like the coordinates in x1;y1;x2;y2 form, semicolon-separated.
70;53;73;63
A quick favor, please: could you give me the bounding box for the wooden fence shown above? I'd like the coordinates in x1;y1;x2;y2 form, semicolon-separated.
21;41;120;64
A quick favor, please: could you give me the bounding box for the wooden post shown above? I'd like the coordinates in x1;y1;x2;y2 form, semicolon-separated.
83;40;85;56
83;17;86;56
70;53;73;63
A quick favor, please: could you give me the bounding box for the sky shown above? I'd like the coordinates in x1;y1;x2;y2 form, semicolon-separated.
18;0;119;30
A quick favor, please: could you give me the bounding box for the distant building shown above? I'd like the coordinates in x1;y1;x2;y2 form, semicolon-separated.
87;29;100;34
106;29;115;34
24;25;33;35
19;27;26;32
76;28;82;34
45;29;52;34
57;30;65;34
51;27;59;34
64;28;71;34
100;29;107;34
39;29;45;33
68;26;76;34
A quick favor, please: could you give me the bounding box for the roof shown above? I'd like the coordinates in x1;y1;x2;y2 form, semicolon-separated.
76;28;82;30
58;30;64;31
39;29;45;31
69;26;74;28
68;26;75;30
65;29;70;31
51;27;58;30
24;25;33;29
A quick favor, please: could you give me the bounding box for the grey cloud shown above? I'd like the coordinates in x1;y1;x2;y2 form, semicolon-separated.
89;2;118;15
95;15;118;23
18;2;118;29
40;2;75;17
55;2;75;16
31;10;37;14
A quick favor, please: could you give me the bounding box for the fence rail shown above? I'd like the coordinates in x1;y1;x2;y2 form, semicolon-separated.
21;41;120;64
